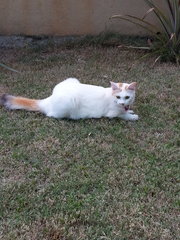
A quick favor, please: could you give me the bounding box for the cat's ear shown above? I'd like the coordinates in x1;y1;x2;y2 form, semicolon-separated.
110;82;119;91
128;82;137;91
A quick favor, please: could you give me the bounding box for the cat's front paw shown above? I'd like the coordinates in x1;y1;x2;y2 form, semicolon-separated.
128;110;134;114
130;114;139;121
121;113;139;121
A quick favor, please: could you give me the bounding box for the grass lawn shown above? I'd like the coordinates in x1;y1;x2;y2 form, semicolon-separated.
0;41;179;240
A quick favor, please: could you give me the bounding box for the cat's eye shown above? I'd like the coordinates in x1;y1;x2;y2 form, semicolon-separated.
125;96;130;99
116;96;121;99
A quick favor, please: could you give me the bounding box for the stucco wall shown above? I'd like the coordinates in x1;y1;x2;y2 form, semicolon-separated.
0;0;164;36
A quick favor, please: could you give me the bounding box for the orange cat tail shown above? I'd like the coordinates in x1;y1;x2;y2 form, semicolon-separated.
0;94;41;112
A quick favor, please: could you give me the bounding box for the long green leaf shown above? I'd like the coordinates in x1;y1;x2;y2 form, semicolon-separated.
144;0;173;35
111;15;156;34
142;8;154;20
166;0;174;21
125;14;169;43
145;0;180;38
0;63;19;73
111;15;166;43
111;0;180;65
126;14;160;31
173;0;180;36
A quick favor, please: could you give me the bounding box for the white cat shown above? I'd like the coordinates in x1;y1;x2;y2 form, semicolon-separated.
1;78;139;121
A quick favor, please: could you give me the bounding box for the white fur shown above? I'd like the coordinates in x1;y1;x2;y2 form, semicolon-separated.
38;78;138;120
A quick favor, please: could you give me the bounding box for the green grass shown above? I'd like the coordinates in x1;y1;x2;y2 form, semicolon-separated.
0;43;179;240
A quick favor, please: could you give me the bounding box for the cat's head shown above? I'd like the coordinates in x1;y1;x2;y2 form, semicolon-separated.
110;82;137;110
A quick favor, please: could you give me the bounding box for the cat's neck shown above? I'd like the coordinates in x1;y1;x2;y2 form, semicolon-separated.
105;87;113;97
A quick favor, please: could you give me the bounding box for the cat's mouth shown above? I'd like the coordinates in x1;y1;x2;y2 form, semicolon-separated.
124;105;129;111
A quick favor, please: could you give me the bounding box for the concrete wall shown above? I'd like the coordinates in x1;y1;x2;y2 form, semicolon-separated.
0;0;164;36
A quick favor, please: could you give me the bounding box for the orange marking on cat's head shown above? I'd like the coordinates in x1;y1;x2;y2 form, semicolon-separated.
118;82;123;89
111;82;123;95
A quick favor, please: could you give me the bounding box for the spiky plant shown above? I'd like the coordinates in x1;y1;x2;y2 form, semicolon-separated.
111;0;180;65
